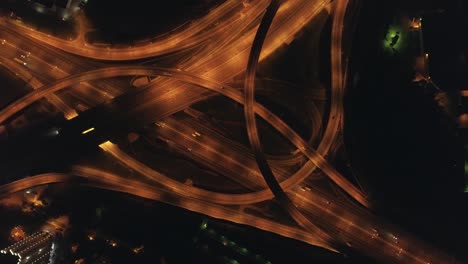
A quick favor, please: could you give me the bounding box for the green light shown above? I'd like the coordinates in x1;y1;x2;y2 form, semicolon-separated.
239;247;248;254
200;220;208;230
464;162;468;175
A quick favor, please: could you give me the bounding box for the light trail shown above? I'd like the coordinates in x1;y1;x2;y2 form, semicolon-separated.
0;169;459;263
81;127;95;135
0;66;366;207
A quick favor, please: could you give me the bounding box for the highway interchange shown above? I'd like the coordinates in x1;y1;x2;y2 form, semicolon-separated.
0;0;461;263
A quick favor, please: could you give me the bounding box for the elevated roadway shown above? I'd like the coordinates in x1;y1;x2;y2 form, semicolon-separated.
0;0;267;60
0;66;366;208
0;169;459;263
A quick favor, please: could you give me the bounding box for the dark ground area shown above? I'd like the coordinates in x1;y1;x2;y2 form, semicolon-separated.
84;0;225;44
345;0;467;261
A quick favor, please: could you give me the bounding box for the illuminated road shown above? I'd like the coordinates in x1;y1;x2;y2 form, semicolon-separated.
1;48;318;190
0;49;78;119
1;53;313;191
0;0;332;188
0;27;125;108
289;187;459;264
0;0;336;196
151;117;296;191
0;0;461;263
129;0;331;116
0;168;459;263
120;0;364;206
0;53;458;264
